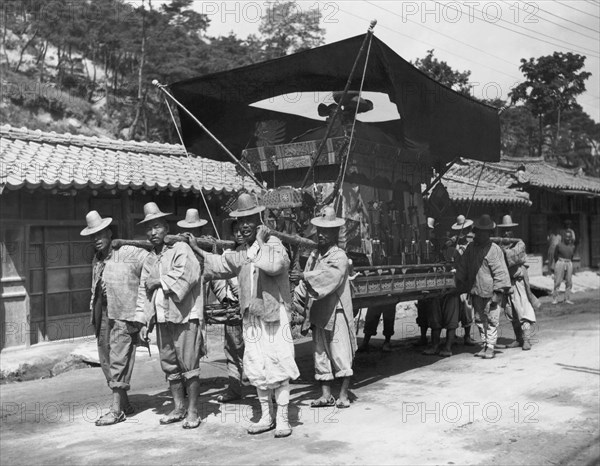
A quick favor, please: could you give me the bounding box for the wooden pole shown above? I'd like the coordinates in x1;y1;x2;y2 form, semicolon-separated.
112;227;317;251
152;80;264;189
112;235;234;251
490;237;521;244
300;20;377;189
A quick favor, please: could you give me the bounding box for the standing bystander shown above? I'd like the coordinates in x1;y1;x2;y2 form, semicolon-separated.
552;230;576;305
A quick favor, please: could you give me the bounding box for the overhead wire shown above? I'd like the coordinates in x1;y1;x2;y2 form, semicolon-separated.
365;0;515;67
343;5;598;116
554;1;600;19
369;0;600;106
337;7;520;80
503;2;600;41
527;1;600;34
340;5;598;112
363;0;600;106
437;1;600;58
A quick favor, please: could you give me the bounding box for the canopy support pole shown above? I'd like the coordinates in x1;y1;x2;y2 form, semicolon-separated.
300;19;377;189
334;30;374;213
162;94;221;238
422;157;459;197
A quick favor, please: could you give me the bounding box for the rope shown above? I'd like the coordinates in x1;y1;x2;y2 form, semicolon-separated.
163;96;221;239
456;104;505;239
334;33;373;214
300;20;377;189
458;161;486;239
152;80;263;189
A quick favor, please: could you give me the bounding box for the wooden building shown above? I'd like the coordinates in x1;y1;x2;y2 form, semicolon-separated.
426;170;532;238
443;157;600;270
0;125;251;350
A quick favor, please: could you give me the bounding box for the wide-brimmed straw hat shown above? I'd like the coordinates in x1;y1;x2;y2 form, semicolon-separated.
310;206;345;228
451;215;474;231
473;214;496;231
229;193;266;218
138;202;172;224
497;214;519;228
80;211;112;236
177;208;208;229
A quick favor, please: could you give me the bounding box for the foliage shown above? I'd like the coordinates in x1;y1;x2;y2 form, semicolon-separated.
258;1;325;59
552;104;600;176
412;49;473;96
509;52;592;161
510;52;591;120
1;0;326;141
496;102;540;159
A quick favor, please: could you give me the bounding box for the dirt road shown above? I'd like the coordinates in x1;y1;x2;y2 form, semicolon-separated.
1;293;599;465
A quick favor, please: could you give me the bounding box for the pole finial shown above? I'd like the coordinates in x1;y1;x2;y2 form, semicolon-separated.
369;19;377;31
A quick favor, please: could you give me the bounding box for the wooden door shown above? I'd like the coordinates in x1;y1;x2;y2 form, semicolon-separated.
28;226;95;344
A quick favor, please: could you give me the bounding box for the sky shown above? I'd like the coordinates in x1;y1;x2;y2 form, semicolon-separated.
185;0;600;122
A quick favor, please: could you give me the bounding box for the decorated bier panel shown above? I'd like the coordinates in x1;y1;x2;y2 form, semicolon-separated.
352;268;455;300
241;136;430;186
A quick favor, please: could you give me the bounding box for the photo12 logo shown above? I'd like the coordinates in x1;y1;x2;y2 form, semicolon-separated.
400;2;539;24
198;1;340;24
401;401;539;424
1;402;138;424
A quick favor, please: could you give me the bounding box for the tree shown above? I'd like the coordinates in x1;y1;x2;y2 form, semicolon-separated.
122;0;212;139
412;49;472;96
258;1;325;59
509;52;591;158
501;103;540;159
2;0;330;142
204;33;264;72
553;104;600;175
478;98;540;159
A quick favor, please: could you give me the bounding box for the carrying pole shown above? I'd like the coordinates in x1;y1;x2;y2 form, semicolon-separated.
113;229;317;252
152;80;264;189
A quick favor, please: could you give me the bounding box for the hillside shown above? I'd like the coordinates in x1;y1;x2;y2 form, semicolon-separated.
0;0;324;142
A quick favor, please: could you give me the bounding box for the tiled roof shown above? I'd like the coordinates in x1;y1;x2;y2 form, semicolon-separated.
440;173;532;206
448;156;600;194
0;125;253;194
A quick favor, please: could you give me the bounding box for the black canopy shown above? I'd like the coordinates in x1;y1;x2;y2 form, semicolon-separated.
169;34;500;165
